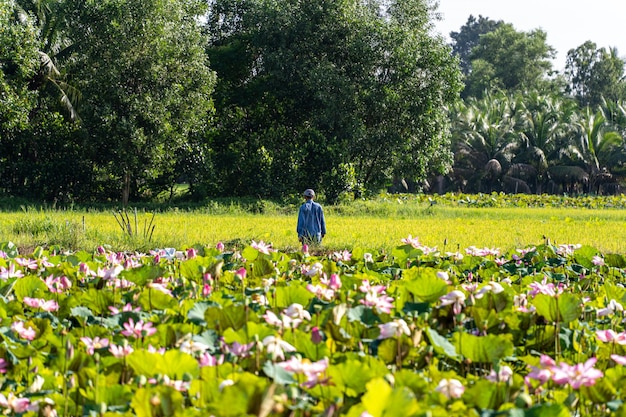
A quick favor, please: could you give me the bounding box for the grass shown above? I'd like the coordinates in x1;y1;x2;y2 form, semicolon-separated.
1;196;626;254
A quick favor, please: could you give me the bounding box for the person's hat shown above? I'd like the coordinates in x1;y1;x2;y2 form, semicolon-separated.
303;189;315;197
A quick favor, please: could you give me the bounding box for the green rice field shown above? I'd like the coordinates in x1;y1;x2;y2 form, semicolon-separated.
1;198;625;254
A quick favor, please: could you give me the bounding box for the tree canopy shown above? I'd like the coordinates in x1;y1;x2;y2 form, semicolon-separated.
206;0;462;201
2;1;626;204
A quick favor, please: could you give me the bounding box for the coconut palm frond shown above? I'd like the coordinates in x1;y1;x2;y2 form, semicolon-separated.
548;165;590;183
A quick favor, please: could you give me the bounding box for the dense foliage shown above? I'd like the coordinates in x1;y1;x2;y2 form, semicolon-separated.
2;237;626;416
1;2;626;203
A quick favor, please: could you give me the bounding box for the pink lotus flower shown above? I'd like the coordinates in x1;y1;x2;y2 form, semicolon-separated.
305;262;324;277
306;284;336;301
223;341;255;358
556;243;581;256
439;290;466;315
108;303;141;315
358;281;394;314
474;282;504;299
262;336;296;360
216;242;225;252
526;355;557;386
321;273;342;290
109;343;134;358
401;234;421;248
23;297;59;312
263;310;302;329
199;352;224;367
0;393;30;413
528;277;564;298
15;257;38;270
11;321;36;341
186;248;197;259
611;354;626;365
121;318;157;338
235;267;246;280
332;250;352;262
551;358;603;389
597;299;624;317
0;263;24;280
486;365;513;383
311;327;324;345
0;358;9;374
596;329;626;344
276;356;330;388
251;240;274;254
80;336;110;355
435;378;465;399
283;303;311;321
44;275;72;292
592;255;605;266
378;319;411;339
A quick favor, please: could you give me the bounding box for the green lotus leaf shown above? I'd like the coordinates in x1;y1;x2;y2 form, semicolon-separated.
179;256;216;282
204;304;248;331
462;379;505;409
605;253;626;268
358;378;420;417
137;287;177;311
262;360;296;385
525;403;570;417
347;305;380;325
451;332;514;363
206;372;268;417
573;245;600;270
126;349;199;379
376;338;411;365
251;257;275;281
425;327;460;360
76;288;116;315
273;284;314;309
188;369;221;407
221;321;272;344
393;369;429;397
532;293;581;324
187;301;215;325
120;265;164;287
402;267;448;303
131;386;185;417
578;377;616;404
327;357;387;397
13;275;48;300
282;328;331;362
0;241;18;258
241;246;259;262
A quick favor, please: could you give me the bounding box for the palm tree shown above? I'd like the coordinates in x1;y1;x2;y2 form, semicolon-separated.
451;91;521;192
572;107;624;193
16;0;80;120
513;91;579;193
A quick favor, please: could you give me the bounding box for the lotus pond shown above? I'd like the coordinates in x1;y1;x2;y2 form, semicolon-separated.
1;237;626;416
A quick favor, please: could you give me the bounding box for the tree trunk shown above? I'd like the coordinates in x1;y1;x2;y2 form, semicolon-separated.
122;171;131;206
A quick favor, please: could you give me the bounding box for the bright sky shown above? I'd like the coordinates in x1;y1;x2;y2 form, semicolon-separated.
432;0;626;71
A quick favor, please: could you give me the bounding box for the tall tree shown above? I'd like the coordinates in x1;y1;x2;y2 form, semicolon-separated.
0;0;40;194
449;14;503;76
564;41;626;108
464;24;555;98
451;91;520;192
66;0;216;204
0;0;39;132
206;0;462;200
15;0;80;120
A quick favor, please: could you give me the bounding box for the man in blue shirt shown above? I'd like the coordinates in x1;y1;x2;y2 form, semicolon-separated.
297;189;326;245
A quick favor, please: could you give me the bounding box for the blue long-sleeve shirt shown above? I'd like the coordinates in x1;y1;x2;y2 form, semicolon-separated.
297;200;326;241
